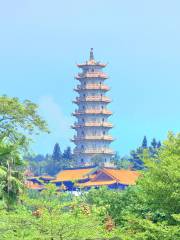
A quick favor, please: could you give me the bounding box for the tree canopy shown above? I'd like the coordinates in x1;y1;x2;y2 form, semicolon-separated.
0;96;49;208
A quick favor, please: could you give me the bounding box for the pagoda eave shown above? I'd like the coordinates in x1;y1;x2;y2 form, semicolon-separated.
71;123;113;129
72;111;112;116
74;87;110;92
75;76;108;80
73;150;114;155
77;63;107;68
73;99;111;104
71;136;114;142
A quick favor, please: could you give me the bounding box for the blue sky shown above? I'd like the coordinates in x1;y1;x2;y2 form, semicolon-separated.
0;1;180;156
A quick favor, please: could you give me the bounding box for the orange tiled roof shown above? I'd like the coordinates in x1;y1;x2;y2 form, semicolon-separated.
52;167;140;186
39;175;55;180
79;180;116;187
26;181;44;190
102;169;140;185
53;168;94;182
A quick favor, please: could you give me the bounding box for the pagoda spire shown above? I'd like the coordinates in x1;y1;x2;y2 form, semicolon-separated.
90;48;94;60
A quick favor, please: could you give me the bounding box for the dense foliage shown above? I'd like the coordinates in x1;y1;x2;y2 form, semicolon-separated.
1;132;180;239
27;136;161;176
0;95;179;239
84;132;180;239
112;136;161;170
0;185;120;239
0;96;49;208
26;145;76;176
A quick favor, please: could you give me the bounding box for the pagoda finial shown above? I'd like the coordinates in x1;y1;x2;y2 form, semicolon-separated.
90;48;94;61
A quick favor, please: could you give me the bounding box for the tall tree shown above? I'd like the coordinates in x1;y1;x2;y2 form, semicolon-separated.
0;95;49;146
151;138;157;148
142;136;148;148
63;147;72;160
0;96;49;208
52;143;62;162
157;141;161;148
140;132;180;219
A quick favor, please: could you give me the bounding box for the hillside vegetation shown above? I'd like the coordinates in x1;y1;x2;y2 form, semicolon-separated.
0;96;179;239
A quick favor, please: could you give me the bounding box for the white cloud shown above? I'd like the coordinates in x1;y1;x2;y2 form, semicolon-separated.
30;96;73;154
38;95;71;136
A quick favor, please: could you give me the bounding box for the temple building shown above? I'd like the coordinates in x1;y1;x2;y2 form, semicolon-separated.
72;49;114;165
25;50;141;192
26;167;140;191
54;167;140;190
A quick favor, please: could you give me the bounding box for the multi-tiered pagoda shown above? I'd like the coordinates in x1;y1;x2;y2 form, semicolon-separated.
72;48;114;165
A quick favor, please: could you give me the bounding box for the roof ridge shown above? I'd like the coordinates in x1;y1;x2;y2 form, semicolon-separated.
102;168;120;182
61;165;97;170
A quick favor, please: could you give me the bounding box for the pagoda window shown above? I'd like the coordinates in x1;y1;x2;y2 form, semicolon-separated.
83;94;86;97
82;118;85;122
103;131;106;135
83;106;85;110
91;68;94;72
81;158;84;163
81;145;84;149
82;131;84;136
101;106;104;109
102;118;104;122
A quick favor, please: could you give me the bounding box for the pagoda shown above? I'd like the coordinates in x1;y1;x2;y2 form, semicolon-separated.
72;48;114;165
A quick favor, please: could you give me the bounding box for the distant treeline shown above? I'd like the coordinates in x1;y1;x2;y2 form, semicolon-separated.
26;136;161;176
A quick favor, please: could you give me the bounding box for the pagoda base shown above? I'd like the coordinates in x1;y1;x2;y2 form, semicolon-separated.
73;153;114;167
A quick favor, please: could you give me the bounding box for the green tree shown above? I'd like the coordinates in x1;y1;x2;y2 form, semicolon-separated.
52;143;62;162
102;132;180;239
142;136;148;148
151;138;157;148
0;96;49;208
0;185;120;239
138;132;180;222
117;156;133;169
91;154;106;166
0;96;49;145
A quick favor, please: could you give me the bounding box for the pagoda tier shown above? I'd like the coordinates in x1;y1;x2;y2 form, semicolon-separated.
72;48;114;165
72;109;112;116
77;62;107;68
74;84;110;92
71;135;114;142
75;72;108;80
73;96;111;104
77;51;107;68
71;122;113;129
74;149;114;155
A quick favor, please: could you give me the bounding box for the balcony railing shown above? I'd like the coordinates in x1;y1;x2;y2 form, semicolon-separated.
72;109;112;116
74;84;110;91
75;72;108;79
74;148;114;155
72;122;113;128
73;96;111;103
77;61;106;68
72;135;114;141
